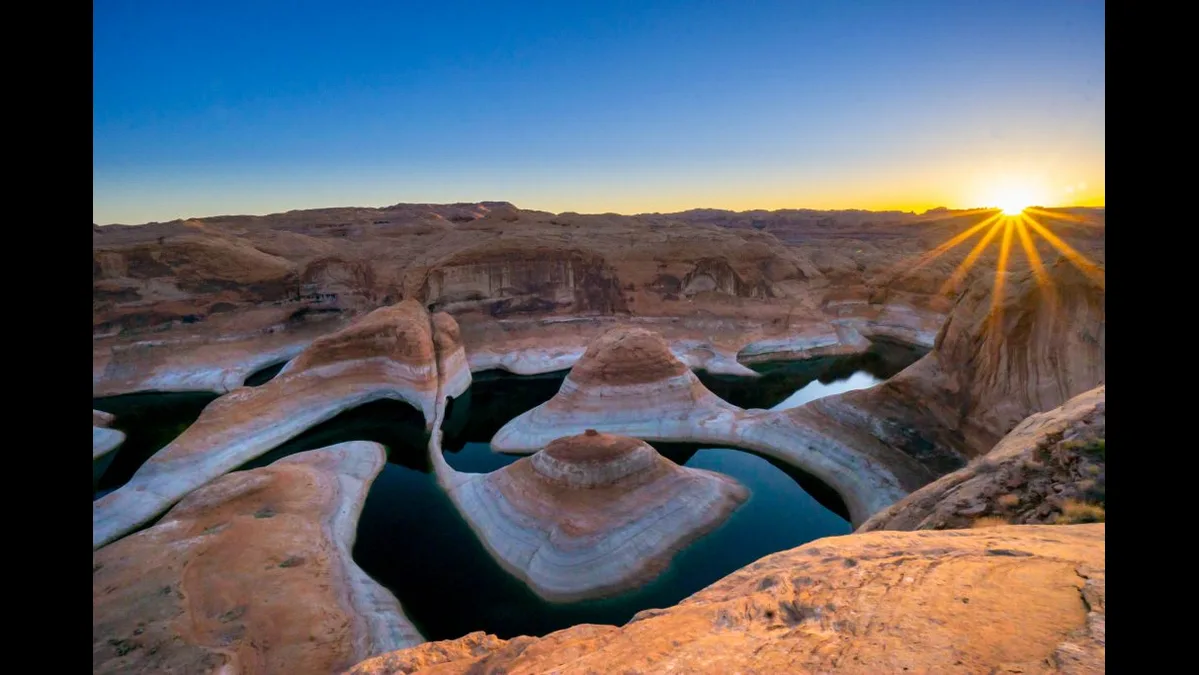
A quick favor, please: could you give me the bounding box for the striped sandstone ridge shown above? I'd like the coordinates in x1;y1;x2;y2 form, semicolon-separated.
92;300;471;549
431;430;748;601
860;385;1106;532
93;409;125;461
490;327;928;527
786;257;1106;482
93;442;422;675
346;523;1105;675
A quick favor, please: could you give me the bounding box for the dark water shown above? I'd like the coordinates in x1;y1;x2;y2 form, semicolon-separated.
92;392;219;498
242;361;288;387
698;339;926;410
90;353;898;641
353;442;849;641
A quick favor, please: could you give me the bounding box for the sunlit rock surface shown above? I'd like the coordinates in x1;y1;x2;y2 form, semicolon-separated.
860;385;1105;532
433;430;748;601
347;523;1105;675
789;256;1106;480
93;442;421;675
92;300;470;549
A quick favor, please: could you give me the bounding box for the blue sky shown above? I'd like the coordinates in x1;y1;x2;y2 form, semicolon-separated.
93;0;1105;224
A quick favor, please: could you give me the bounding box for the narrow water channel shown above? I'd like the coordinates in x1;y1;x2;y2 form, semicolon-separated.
90;344;926;641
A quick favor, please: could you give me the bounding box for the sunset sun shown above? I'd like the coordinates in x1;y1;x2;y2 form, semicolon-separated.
991;186;1040;216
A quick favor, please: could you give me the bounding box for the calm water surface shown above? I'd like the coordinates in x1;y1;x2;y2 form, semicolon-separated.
90;347;929;640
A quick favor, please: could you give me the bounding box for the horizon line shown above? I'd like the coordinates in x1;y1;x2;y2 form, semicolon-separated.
93;200;1107;228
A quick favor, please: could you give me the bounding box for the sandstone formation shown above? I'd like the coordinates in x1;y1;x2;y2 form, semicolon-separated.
860;385;1105;532
93;409;125;460
785;256;1106;480
93;203;1106;397
93;442;422;675
92;300;471;549
489;327;739;451
491;326;931;527
347;523;1105;674
431;430;749;601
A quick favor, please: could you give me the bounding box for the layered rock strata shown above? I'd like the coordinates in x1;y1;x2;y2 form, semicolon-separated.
93;442;421;675
431;430;748;601
347;523;1105;675
789;257;1106;479
93;299;471;549
861;385;1105;531
93;409;125;461
491;327;930;527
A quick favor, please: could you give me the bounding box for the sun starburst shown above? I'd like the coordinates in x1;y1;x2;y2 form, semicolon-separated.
891;206;1104;328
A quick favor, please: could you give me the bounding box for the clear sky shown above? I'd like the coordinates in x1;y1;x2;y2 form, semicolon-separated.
93;0;1105;224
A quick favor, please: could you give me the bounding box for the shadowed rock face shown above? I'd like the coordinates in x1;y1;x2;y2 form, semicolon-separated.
346;523;1105;675
92;300;471;550
93;442;421;675
435;431;748;602
788;257;1106;478
860;385;1105;532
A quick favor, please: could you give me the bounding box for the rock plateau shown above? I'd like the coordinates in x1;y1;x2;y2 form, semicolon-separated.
93;442;421;675
347;523;1105;675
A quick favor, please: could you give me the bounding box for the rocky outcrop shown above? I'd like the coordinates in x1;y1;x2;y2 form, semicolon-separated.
92;300;471;549
93;442;421;675
93;409;125;460
860;385;1105;532
491;326;931;527
432;430;748;601
489;327;737;451
347;523;1105;674
787;257;1106;479
96;203;1049;397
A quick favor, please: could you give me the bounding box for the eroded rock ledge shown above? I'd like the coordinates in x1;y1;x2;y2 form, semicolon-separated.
93;442;422;675
860;385;1106;532
346;523;1105;675
432;430;748;601
93;409;125;461
490;326;929;527
92;299;471;549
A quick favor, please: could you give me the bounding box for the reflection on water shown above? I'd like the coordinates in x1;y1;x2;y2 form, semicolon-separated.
353;443;848;641
90;349;918;640
771;371;882;410
697;339;924;410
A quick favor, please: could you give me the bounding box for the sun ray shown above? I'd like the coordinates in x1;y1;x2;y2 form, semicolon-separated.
891;212;1002;281
1025;207;1100;227
938;217;1005;296
1015;215;1050;290
1022;215;1106;288
988;219;1015;327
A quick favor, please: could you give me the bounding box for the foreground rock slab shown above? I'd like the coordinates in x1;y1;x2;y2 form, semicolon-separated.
861;385;1105;532
435;430;748;601
93;441;421;675
347;523;1104;675
93;299;470;549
